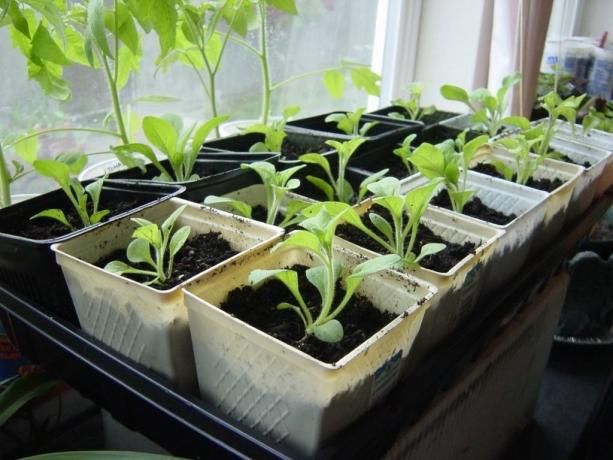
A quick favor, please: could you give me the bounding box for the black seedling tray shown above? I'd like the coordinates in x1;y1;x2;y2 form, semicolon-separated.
367;106;459;129
0;180;184;325
107;152;280;202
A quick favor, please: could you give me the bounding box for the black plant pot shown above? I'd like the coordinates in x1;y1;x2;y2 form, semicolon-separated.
200;132;338;166
107;152;280;201
367;106;459;129
0;180;184;324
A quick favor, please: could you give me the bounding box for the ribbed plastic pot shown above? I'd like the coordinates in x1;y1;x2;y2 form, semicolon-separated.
440;113;522;138
471;146;582;248
549;137;610;221
52;198;284;393
551;120;613;195
0;180;184;324
200;131;338;166
182;244;437;455
367;106;458;129
79;152;280;202
334;201;503;371
400;172;548;293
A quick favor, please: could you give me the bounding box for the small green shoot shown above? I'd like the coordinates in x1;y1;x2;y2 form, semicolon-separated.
246;106;300;152
410;131;489;213
112;114;228;182
104;205;191;286
31;153;109;230
300;137;388;204
489;136;545;185
582;104;613;134
392;134;418;176
324;108;378;137
440;72;530;137
204;161;307;227
248;206;402;343
389;82;436;121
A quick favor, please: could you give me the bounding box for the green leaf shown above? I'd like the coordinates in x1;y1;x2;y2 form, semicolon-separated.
248;268;307;314
350;67;381;96
323;69;345;99
440;85;469;103
367;176;400;198
449;189;474;213
358;168;389;202
313;319;343;343
161;204;187;240
169;225;191;257
7;1;30;38
56;151;88;175
143;116;178;157
191;115;229;155
13;135;39;164
274;230;322;255
501;115;530;130
299;153;332;177
149;0;177;59
409;143;446;180
265;0;298;14
33;159;71;192
133;224;162;248
86;0;113;61
104;260;133;275
85;176;105;211
305;265;328;306
502;71;522;89
414;242;446;263
462;135;489;165
204;196;252;218
90;209;110;224
359;121;378;137
127;238;154;266
306;176;334;201
0;374;59;426
369;212;393;243
221;0;256;37
115;46;140;90
30;208;74;229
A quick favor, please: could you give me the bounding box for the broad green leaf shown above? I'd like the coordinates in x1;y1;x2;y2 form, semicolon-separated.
203;196;252;218
283;105;300;120
463;135;489;165
133;223;162;247
350;66;381;96
84;176;105;210
204;32;222;67
358;168;389;202
127;238;154;266
64;26;89;66
367;176;400;198
306;176;334;201
86;0;113;61
406;181;439;222
469;88;491;102
7;1;30;38
305;265;327;306
449;189;475;213
274;230;322;255
0;374;59;426
373;195;404;220
248;268;307;312
265;0;298;14
161;204;187;239
313;319;343;343
12;134;39;164
440;85;469;103
359;121;378;137
191;115;229;155
501;116;530;130
143;116;178;157
249;141;269;153
323;69;345;99
116;46;140;90
414;242;446;263
350;253;402;279
299;153;332;177
56;152;87;175
33;159;70;192
169;225;191;257
27;58;72;101
470;109;489;127
149;0;177;59
104;2;140;55
90;209;110;224
409;143;445;180
241;161;275;184
276;164;305;187
369;212;393;243
221;0;255;37
104;260;132;275
489;159;514;181
30;208;74;229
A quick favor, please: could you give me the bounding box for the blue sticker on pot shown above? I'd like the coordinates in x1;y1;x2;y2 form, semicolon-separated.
371;351;402;404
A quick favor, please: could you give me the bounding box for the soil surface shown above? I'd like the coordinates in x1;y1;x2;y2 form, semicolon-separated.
337;205;476;272
280;138;331;161
354;154;412;179
0;196;149;240
96;232;237;289
432;191;517;225
417;126;481;145
471;163;565;192
221;265;397;363
559;154;592;168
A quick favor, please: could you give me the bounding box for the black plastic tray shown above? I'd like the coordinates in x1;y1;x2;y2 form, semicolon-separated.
0;181;184;324
367;106;458;129
1;185;610;458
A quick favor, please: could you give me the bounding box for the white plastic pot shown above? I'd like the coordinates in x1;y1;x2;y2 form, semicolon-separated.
79;158;129;180
400;172;548;293
553;120;613;195
52;198;283;393
182;244;437;455
335;201;503;370
472;146;582;247
549;137;610;221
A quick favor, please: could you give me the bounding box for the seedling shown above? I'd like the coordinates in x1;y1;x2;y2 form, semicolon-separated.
112;115;228;182
104;205;191;286
440;72;530;137
248;206;402;343
410;131;489;213
582;103;613;134
245;106;300;152
30;153;109;230
489;136;545;186
324;108;378;137
204;161;307;227
392;134;418;176
389;82;436;121
299;137;388;204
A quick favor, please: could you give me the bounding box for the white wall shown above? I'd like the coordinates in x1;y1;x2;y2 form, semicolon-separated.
577;0;613;37
412;0;488;111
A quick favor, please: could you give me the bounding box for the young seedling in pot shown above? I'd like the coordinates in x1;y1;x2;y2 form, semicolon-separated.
104;205;191;286
204;161;308;227
410;131;489;214
389;82;436;121
487;136;545;186
248;206;402;343
245;106;300;153
30;153;109;231
324;108;378;137
393;134;418;176
440;72;530;137
112;114;228;182
582;102;613;134
299;137;388;204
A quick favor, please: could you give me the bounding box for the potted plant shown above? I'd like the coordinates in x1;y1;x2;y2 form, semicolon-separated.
0;152;184;323
51;198;284;392
182;206;437;454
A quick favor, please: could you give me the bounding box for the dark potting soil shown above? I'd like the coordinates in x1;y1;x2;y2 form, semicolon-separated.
336;205;476;272
251;205;301;232
280;138;331;161
221;265;397;363
471;163;565;192
417;126;481;145
193;162;227;177
559;154;592;168
0;196;150;240
432;191;517;225
96;232;237;289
